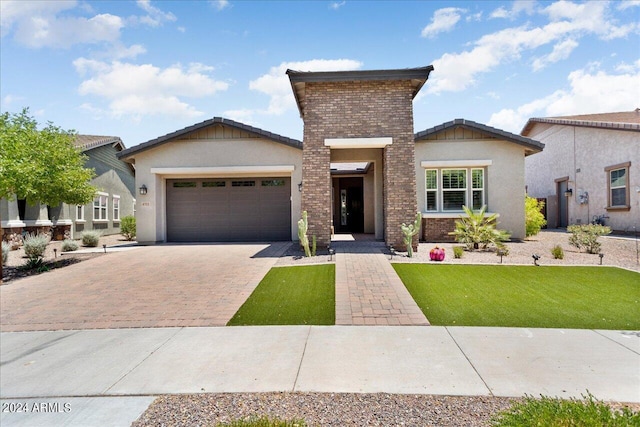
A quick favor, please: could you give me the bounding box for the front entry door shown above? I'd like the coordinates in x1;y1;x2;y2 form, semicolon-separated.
557;178;569;228
337;178;364;233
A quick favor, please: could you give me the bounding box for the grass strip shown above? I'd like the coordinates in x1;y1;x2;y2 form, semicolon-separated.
228;264;335;326
393;264;640;329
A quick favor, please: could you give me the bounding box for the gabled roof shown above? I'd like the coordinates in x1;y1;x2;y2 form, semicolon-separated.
415;118;544;155
287;66;434;118
117;117;303;161
521;109;640;136
74;135;125;152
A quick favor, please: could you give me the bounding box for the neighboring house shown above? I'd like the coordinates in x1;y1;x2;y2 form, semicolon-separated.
523;110;639;233
1;135;136;241
118;66;543;247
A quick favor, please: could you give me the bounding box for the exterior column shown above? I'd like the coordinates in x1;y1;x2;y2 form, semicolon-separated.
301;138;332;248
3;199;26;229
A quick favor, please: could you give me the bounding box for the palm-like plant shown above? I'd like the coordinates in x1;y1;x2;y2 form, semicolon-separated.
449;205;510;250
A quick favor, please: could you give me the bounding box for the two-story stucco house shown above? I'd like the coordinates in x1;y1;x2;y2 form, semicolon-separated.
118;66;543;248
523;110;639;232
1;135;136;241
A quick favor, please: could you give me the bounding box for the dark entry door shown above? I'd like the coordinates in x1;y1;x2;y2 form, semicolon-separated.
337;178;364;233
557;179;569;227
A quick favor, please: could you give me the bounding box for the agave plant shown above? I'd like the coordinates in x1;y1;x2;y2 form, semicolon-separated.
449;205;510;250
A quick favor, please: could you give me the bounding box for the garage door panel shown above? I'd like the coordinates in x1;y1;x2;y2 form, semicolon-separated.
167;178;291;242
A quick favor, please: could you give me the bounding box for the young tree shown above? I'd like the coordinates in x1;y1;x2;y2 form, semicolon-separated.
0;109;97;281
525;196;547;238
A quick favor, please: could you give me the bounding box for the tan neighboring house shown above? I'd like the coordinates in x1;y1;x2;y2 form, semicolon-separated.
523;110;640;232
1;135;136;241
118;66;543;247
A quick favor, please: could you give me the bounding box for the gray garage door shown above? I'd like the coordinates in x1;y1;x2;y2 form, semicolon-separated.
166;178;291;242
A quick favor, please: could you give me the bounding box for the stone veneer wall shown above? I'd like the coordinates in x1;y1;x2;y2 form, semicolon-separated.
301;80;418;249
422;218;457;242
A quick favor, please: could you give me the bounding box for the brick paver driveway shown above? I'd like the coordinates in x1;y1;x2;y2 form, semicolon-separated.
0;243;288;332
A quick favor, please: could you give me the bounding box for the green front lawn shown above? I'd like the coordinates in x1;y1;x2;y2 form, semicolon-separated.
393;265;640;329
227;264;335;326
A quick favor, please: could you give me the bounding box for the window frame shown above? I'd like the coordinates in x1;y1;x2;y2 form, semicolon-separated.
76;204;85;222
112;195;120;222
605;162;631;211
93;192;109;222
424;167;487;213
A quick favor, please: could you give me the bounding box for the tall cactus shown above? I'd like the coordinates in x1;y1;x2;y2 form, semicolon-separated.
298;210;311;257
400;212;422;258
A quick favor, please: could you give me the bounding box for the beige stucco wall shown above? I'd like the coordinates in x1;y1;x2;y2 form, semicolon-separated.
525;124;639;232
131;138;302;244
415;139;527;239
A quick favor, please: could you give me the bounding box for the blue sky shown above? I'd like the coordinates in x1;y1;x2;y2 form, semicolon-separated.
1;0;639;148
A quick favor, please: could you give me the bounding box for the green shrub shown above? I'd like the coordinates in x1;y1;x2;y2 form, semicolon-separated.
449;205;511;251
568;224;611;254
120;215;136;241
23;233;50;261
453;246;464;259
61;239;79;252
525;196;547;237
491;393;639;426
81;230;102;247
551;245;564;259
2;241;10;264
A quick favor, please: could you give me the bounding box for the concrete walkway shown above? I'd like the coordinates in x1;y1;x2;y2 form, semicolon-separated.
333;240;429;325
1;326;639;426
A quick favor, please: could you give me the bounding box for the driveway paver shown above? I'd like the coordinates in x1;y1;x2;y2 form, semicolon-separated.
0;243;288;332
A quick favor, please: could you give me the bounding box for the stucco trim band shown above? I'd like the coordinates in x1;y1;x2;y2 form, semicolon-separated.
324;137;392;149
149;166;295;178
420;160;493;168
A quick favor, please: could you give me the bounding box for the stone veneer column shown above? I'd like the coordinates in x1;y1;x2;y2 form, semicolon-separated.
300;79;418;250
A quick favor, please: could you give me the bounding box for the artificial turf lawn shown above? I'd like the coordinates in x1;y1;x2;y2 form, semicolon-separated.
227;264;335;326
392;264;640;329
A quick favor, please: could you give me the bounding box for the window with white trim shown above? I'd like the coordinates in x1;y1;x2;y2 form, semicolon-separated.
76;205;85;222
113;195;120;221
605;162;630;210
425;168;486;212
93;192;108;221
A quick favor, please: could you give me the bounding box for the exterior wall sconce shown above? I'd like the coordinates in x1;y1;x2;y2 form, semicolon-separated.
139;185;148;195
298;182;303;192
564;188;573;197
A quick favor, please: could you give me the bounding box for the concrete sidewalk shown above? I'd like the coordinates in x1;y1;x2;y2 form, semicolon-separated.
1;326;639;426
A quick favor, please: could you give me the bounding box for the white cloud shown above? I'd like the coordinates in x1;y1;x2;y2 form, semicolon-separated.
330;1;346;10
1;0;124;48
490;0;536;20
488;64;640;132
74;59;229;119
466;12;483;22
427;1;635;95
421;7;466;38
223;109;257;124
211;0;230;11
532;38;578;71
249;59;363;115
618;0;640;10
135;0;176;27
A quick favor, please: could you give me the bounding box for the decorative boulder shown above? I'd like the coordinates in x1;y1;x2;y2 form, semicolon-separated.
429;246;445;261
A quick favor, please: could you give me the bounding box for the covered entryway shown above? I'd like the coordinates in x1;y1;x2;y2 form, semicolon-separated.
166;178;291;242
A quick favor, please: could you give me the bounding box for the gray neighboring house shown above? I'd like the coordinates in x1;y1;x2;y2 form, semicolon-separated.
1;135;136;241
523;110;640;232
118;66;544;246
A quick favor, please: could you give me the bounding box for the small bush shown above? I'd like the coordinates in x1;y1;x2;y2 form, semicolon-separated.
120;215;136;241
23;233;50;261
551;245;564;259
453;246;464;259
2;241;10;264
491;392;639;426
568;224;611;254
496;244;509;257
61;239;79;252
525;196;547;238
81;230;102;247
